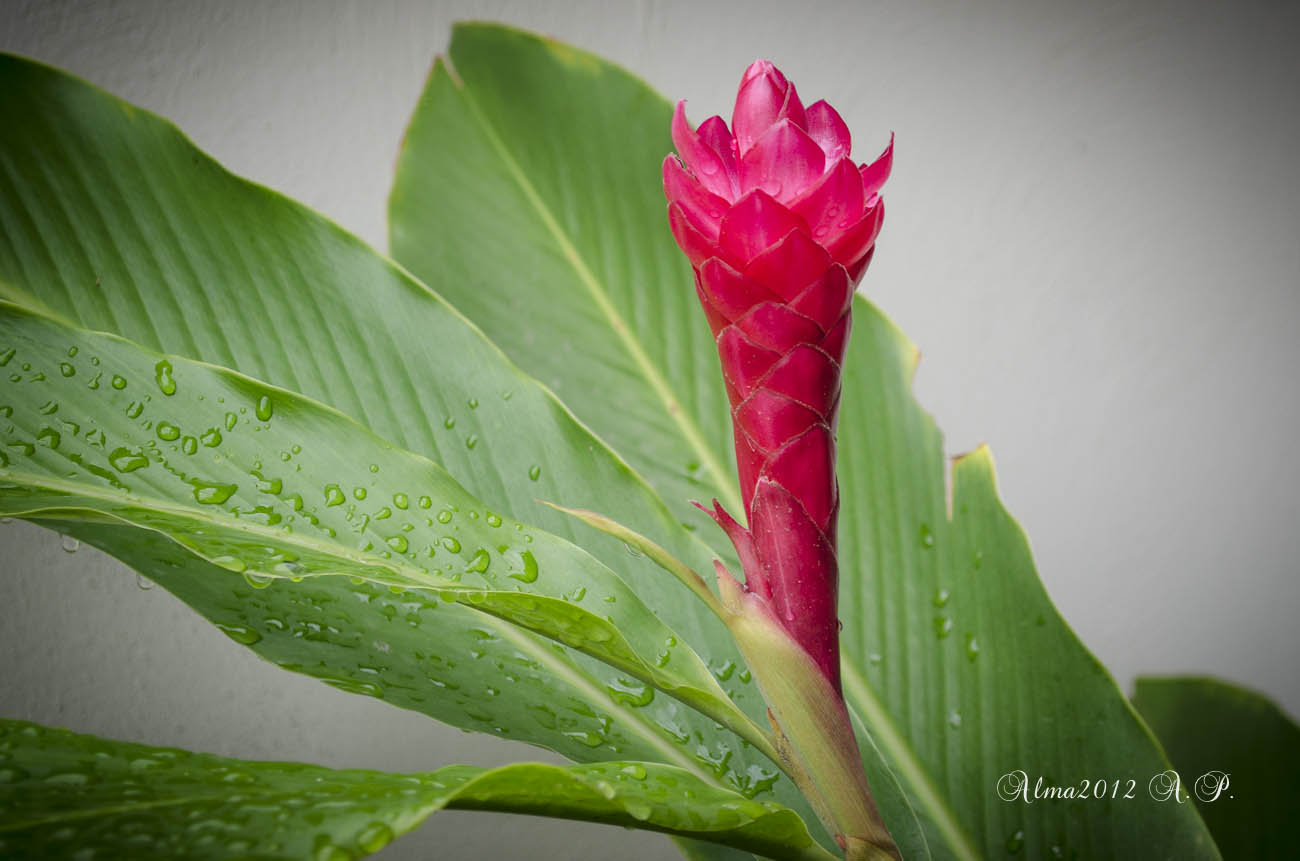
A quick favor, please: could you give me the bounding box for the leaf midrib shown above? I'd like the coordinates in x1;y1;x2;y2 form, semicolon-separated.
3;471;719;785
446;62;743;517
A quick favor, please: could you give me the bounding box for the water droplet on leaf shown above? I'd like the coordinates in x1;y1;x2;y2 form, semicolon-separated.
154;360;176;395
191;480;237;505
109;447;149;473
215;623;262;645
509;550;538;583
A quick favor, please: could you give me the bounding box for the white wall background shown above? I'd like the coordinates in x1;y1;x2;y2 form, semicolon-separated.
2;1;1297;858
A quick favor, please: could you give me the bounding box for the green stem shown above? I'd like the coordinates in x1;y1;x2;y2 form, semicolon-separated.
715;567;899;860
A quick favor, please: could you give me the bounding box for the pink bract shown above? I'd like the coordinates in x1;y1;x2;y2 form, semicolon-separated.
664;59;891;691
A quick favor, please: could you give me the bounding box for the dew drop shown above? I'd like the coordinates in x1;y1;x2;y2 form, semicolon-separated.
356;823;394;854
109;446;149;473
59;362;75;377
255;395;273;421
156;422;180;441
965;633;980;662
324;484;345;506
136;574;155;591
211;555;247;573
465;434;478;450
441;536;461;554
353;487;367;500
393;492;408;510
192;481;237;505
0;347;13;366
386;535;409;554
932;587;950;607
625;800;653;821
485;512;502;528
224;411;237;431
312;835;350;861
181;436;197;455
443;416;455;429
111;375;127;390
125;401;145;419
528;464;542;481
1006;830;1025;854
417;495;432;509
200;428;222;447
60;535;80;553
919;523;935;548
509;550;538;583
154;360;176;395
948;711;962;729
214;623;262;645
42;772;93;789
436;509;453;524
564;730;604;748
466;548;490;573
244;571;275;589
933;616;953;639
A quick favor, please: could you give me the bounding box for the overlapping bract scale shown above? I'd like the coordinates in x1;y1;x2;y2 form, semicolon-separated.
664;59;889;689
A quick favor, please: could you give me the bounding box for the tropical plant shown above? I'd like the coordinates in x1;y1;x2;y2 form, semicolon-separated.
0;22;1292;861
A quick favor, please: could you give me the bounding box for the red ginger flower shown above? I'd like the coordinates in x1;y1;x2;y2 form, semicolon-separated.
665;60;891;692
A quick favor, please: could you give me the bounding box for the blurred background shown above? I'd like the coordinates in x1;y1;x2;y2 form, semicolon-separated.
2;1;1297;858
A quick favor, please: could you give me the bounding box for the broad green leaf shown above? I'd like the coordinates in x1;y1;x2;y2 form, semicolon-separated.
0;301;776;778
386;23;1219;860
389;23;739;525
1133;676;1299;859
833;303;1218;858
0;50;839;847
0;719;834;861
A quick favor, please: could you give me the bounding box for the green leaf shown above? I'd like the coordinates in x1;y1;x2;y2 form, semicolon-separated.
0;719;834;861
386;23;1220;860
389;23;740;526
0;300;777;778
0;50;829;845
1133;676;1300;860
834;303;1218;858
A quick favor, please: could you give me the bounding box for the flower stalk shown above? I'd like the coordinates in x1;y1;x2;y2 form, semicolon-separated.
664;59;896;857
